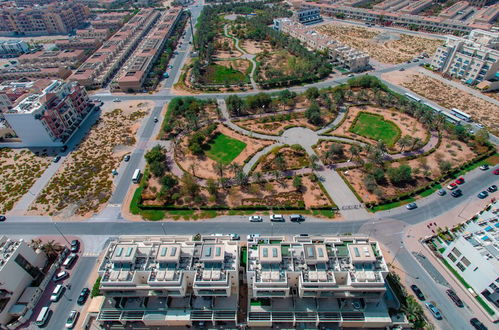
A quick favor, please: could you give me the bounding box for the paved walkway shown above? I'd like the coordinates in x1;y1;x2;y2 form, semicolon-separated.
224;24;258;90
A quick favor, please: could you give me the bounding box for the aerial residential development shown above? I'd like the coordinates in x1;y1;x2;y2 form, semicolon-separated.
0;0;497;329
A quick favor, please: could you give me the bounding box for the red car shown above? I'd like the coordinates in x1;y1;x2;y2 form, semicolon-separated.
494;169;499;175
455;177;465;184
447;182;458;190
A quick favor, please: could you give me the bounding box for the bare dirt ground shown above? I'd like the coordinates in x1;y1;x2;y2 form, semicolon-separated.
329;105;429;150
254;146;310;173
0;148;51;213
240;39;273;55
214;35;242;59
217;59;250;73
29;101;152;219
317;24;443;64
314;140;368;164
175;124;274;179
383;68;499;135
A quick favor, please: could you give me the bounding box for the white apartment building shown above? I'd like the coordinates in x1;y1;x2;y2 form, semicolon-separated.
94;235;239;328
274;18;369;72
430;29;499;86
246;235;394;328
439;201;499;319
0;236;47;329
0;40;29;57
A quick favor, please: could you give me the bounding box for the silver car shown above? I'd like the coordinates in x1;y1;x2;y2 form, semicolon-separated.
249;215;263;222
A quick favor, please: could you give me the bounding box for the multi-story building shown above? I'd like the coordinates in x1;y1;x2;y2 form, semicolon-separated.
0;1;90;36
293;6;323;25
69;9;159;89
90;11;128;30
438;200;499;319
18;49;86;68
55;37;103;51
0;40;29;58
92;235;239;327
14;0;54;6
0;67;72;82
246;235;392;328
0;79;53;112
2;80;91;147
430;29;499;86
112;8;182;92
0;236;47;329
274;18;369;72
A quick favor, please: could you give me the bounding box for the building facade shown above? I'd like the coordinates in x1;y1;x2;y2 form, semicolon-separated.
93;235;239;327
0;236;47;329
0;40;29;58
246;235;393;328
294;6;323;25
2;80;91;147
430;29;499;86
18;49;86;68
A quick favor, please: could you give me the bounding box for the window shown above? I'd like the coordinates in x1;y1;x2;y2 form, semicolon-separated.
447;253;457;262
452;247;461;257
461;257;470;267
456;262;466;272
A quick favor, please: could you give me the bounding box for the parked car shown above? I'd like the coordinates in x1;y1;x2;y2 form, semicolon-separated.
52;271;69;282
77;288;90;305
425;303;442;320
123;154;130;162
475;123;484;129
0;215;6;222
487;185;497;193
480;164;489;170
230;233;240;240
437;189;446;196
470;318;488;330
446;289;464;307
113;98;121;102
62;253;78;269
451;189;463;197
270;214;285;222
65;310;79;329
455;177;465;184
53;155;61;163
494;168;499;175
249;215;263;222
410;285;425;300
50;284;65;302
447;183;458;190
111;169;118;176
153;117;158;123
478;191;489;199
246;233;260;241
70;239;79;253
406;202;417;210
347;73;354;77
399;67;405;71
290;214;305;222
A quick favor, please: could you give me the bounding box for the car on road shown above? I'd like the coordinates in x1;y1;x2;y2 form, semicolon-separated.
112;169;118;176
270;214;285;222
113;98;121;102
65;310;79;329
53;271;69;282
406;202;417;210
230;233;240;240
53;155;61;163
154;117;158;123
123;154;130;162
475;123;484;129
455;177;465;184
249;215;263;222
447;182;458;190
0;215;5;222
77;288;90;305
470;318;488;330
290;214;305;222
480;164;489;170
494;168;499;175
487;185;497;193
451;189;463;197
399;68;405;71
437;189;446;196
70;239;79;253
50;284;65;302
425;302;442;320
410;284;425;300
61;145;68;152
478;191;488;199
446;289;464;307
347;73;354;77
168;65;173;69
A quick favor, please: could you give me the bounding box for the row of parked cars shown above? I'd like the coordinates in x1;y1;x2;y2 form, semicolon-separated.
36;240;89;328
410;284;487;329
249;214;306;222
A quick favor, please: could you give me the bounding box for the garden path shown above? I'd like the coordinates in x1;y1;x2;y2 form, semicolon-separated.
224;24;258;90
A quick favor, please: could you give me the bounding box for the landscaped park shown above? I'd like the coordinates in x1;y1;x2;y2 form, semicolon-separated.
130;75;497;220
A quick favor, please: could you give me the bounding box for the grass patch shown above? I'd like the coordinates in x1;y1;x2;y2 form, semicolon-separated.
369;197;415;212
312;209;336;218
206;133;247;165
350;112;401;147
204;64;246;84
240;246;247;268
418;184;442;198
91;276;102;298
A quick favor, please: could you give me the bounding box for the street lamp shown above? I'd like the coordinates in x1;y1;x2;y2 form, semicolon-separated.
390;242;404;266
53;222;71;246
161;222;167;236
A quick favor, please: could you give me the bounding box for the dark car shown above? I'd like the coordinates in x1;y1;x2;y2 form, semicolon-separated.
410;284;425;301
77;288;90;305
487;185;497;193
70;240;80;253
478;191;489;199
290;214;305;222
451;189;463;197
470;318;488;330
0;215;6;222
446;289;464;307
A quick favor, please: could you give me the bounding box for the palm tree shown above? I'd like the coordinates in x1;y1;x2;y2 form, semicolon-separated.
229;163;241;175
30;239;42;250
252;171;263;184
350;145;361;162
397;135;412;152
411;137;422;150
213;162;226;178
376;140;387;153
41;240;64;258
275;154;286;171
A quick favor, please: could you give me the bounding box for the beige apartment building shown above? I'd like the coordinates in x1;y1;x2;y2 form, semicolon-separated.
18;49;86;68
274;18;369;72
246;235;395;328
92;235;239;328
0;236;47;329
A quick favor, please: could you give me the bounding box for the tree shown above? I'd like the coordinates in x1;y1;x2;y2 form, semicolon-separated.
181;173;200;198
310;154;321;170
293;175;303;191
206;178;218;196
372;167;386;184
145;145;166;164
397;135;412;152
305;87;319;101
41;240;64;259
475;129;488;145
438;160;452;173
252;171;263;183
327;143;344;160
213;161;226;178
226;95;244;116
305;103;322;125
150;160;167;177
350;145;361;162
234;169;248;186
161;175;178;191
275;153;286;171
453;125;468;141
387;164;412;185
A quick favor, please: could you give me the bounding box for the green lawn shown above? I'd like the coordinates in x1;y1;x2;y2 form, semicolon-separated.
203;64;247;84
206;133;246;165
350;112;401;147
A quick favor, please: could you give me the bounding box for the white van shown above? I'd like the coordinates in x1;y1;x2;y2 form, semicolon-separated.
50;284;64;302
35;307;51;327
62;253;77;269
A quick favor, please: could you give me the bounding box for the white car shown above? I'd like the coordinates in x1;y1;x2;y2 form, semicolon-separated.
249;215;263;222
270;214;285;222
65;310;79;329
52;271;69;282
113;98;121;102
247;234;260;241
475;123;484;129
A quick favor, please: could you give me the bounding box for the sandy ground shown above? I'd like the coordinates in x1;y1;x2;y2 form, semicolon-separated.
175;124;274;179
0;148;51;213
214;35;243;59
317;24;442;64
241;39;273;55
255;146;310;173
383;68;499;134
29;101;152;219
314;140;368;164
330;105;429;151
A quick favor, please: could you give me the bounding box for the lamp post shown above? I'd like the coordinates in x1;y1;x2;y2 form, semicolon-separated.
53;222;71;246
161;222;167;236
